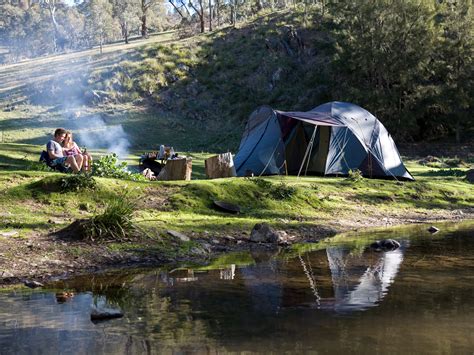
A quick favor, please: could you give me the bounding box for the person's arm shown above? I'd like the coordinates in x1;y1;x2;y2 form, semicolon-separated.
47;142;62;160
73;142;82;155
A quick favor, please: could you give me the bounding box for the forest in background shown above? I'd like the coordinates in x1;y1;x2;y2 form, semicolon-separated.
0;0;473;145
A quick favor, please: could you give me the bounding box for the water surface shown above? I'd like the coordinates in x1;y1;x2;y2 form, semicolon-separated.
1;222;473;354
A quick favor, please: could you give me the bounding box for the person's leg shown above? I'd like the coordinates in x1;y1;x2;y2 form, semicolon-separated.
75;154;84;171
66;156;80;173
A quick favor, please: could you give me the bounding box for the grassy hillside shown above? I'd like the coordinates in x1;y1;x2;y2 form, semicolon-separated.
0;11;337;153
1;142;473;236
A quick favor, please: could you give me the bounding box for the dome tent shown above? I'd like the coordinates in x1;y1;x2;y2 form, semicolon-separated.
234;101;414;180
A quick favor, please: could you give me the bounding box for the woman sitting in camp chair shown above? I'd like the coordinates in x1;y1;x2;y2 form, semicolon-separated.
62;131;93;172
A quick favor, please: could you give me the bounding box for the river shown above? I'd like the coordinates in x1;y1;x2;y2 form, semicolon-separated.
0;222;473;354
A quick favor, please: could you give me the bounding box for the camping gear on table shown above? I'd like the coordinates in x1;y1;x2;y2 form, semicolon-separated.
233;101;414;180
140;145;183;180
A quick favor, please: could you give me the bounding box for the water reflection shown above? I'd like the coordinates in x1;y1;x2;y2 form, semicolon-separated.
1;224;473;354
325;243;406;311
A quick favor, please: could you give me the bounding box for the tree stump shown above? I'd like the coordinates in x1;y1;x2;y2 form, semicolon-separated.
157;158;192;181
205;153;237;179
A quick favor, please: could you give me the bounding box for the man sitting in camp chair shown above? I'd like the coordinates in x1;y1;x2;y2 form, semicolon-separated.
45;128;81;173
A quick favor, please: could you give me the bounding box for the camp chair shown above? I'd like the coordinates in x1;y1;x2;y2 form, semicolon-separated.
39;151;71;173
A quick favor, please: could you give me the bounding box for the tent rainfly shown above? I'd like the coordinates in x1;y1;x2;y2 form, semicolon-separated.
234;101;414;180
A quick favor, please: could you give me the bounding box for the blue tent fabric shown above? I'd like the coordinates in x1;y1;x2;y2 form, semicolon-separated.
234;112;285;175
234;102;414;180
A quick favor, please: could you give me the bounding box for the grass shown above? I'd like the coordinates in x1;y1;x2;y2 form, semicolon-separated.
0;143;472;243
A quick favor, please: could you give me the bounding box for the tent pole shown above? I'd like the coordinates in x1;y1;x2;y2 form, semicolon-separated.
258;138;282;177
304;126;318;176
297;125;317;179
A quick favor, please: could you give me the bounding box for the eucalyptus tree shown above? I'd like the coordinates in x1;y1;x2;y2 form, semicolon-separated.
111;0;141;43
139;0;168;37
85;0;118;53
188;0;205;32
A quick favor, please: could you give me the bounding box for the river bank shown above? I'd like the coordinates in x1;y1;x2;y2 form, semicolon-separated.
1;143;473;288
1;208;472;288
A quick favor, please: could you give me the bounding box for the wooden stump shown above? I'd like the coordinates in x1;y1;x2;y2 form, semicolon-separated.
157;158;192;181
205;153;237;179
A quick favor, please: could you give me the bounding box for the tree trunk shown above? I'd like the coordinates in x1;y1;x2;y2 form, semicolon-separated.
121;22;129;44
208;0;212;31
141;15;148;37
179;0;191;17
169;0;185;18
199;0;205;33
47;2;61;52
230;2;236;25
189;0;205;32
99;36;103;54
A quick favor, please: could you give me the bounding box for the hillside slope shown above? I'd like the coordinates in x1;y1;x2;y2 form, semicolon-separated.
0;11;334;153
1;8;472;154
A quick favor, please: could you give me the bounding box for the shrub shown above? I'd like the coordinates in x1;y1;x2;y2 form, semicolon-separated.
270;182;297;200
249;177;273;189
27;161;51;172
347;169;363;182
83;194;136;241
60;174;97;192
92;154;146;181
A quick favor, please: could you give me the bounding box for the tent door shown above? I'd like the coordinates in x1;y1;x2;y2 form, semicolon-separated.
313;126;330;174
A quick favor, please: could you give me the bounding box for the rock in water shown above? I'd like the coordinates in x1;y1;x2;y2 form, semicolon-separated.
370;239;401;252
24;280;44;288
249;223;294;244
250;223;279;243
428;226;440;234
91;309;124;321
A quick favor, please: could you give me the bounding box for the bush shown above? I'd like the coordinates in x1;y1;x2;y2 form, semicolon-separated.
60;174;97;192
249;177;273;189
270;182;297;200
92;154;146;181
347;169;363;182
83;194;136;241
27;161;51;172
248;178;297;199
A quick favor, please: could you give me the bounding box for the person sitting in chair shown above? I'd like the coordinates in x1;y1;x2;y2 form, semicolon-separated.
63;131;92;172
47;128;81;173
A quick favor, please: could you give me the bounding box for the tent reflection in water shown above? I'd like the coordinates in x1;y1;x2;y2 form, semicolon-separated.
234;101;414;180
324;244;406;312
237;244;406;314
